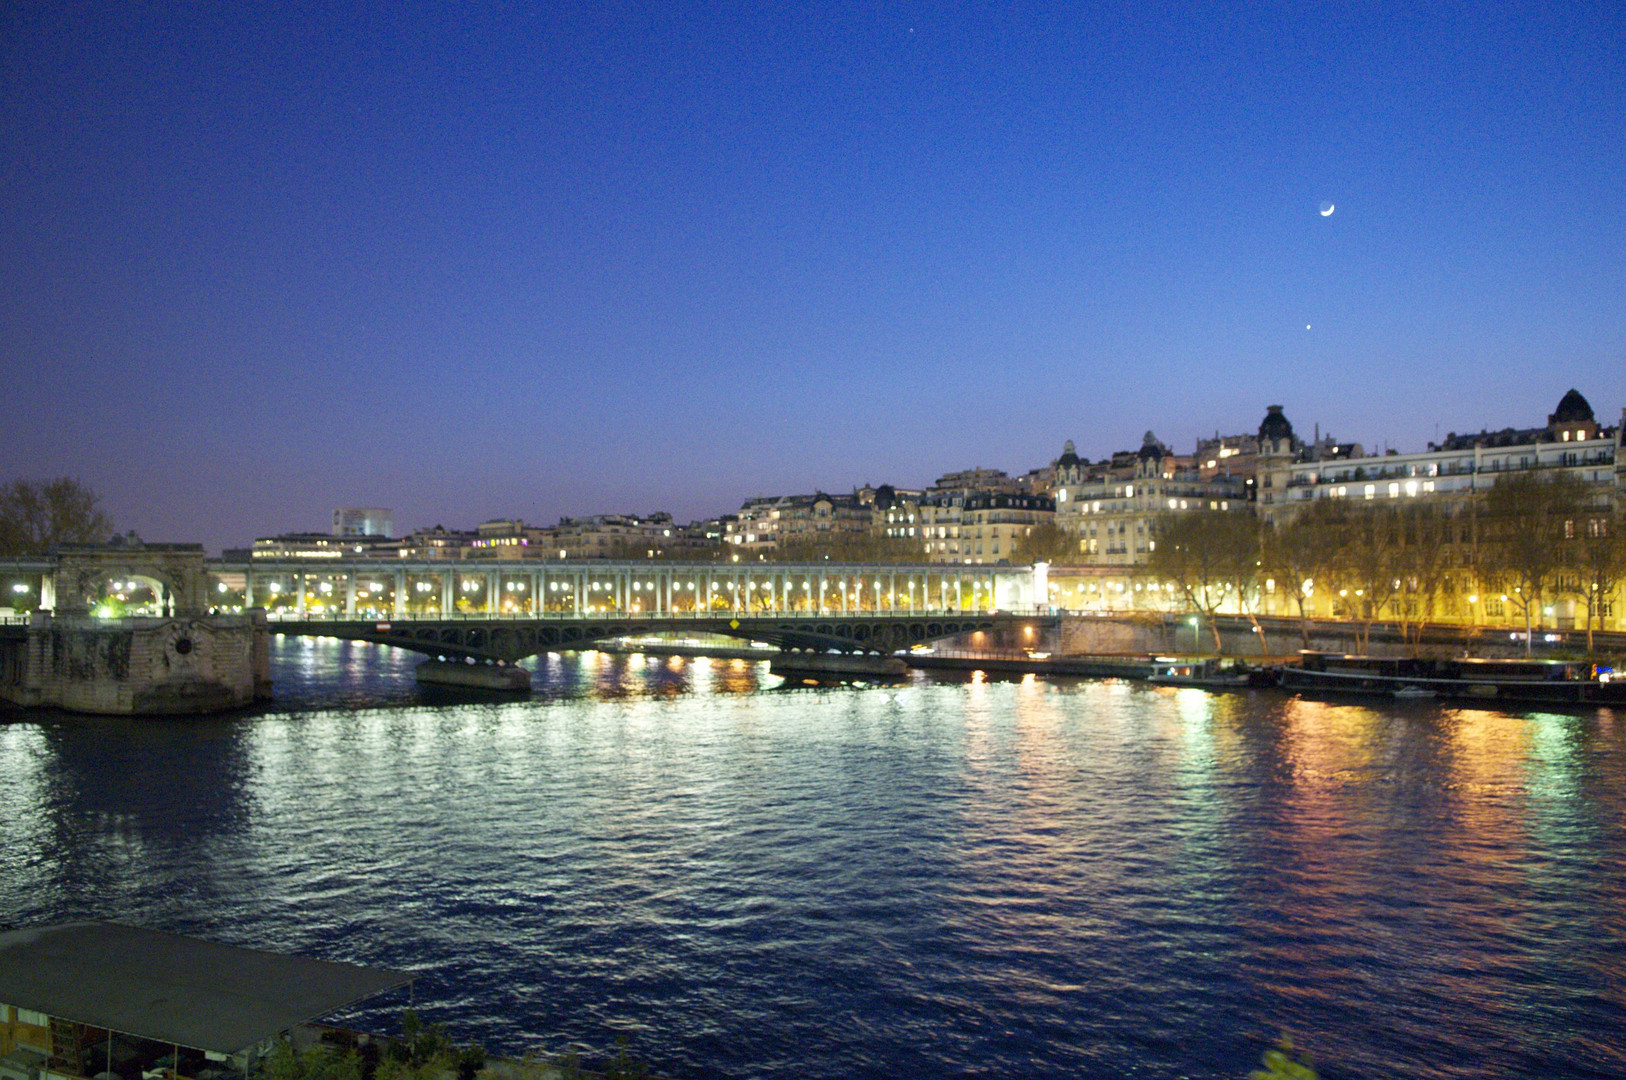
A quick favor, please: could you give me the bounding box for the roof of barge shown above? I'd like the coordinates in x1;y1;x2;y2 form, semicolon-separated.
0;922;412;1054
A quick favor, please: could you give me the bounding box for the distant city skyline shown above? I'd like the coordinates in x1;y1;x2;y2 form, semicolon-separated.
245;385;1626;548
4;2;1622;553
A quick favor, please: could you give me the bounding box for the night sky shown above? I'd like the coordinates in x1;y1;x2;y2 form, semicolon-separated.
4;2;1623;553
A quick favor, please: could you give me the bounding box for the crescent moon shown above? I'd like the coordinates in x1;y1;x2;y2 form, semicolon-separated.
1319;203;1335;217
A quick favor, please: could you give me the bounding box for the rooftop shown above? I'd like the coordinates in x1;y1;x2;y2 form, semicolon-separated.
0;922;412;1055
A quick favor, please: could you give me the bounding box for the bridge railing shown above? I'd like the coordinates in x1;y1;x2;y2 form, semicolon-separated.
261;607;1055;623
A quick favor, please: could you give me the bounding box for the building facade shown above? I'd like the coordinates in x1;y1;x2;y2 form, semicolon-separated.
1052;432;1248;566
917;491;1055;564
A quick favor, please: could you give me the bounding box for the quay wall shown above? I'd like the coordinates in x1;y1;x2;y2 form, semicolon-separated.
948;615;1621;661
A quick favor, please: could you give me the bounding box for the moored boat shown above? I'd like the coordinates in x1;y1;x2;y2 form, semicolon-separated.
1148;657;1276;689
1282;651;1626;705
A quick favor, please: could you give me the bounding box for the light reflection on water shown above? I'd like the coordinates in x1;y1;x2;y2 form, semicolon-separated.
0;639;1623;1079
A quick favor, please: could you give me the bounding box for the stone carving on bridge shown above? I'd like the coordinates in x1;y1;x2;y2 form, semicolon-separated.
50;537;212;616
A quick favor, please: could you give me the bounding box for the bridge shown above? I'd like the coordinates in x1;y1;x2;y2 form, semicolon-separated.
230;557;1052;662
3;554;1053;669
265;609;1049;663
209;557;1044;618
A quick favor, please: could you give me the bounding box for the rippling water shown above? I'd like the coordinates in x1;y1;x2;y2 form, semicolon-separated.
3;637;1624;1079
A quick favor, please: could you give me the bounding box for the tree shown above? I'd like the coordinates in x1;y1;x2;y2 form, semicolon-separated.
1261;499;1345;649
1317;502;1404;653
767;532;921;564
1390;501;1455;654
1011;521;1080;564
1144;510;1259;654
1479;470;1586;656
1570;498;1625;654
0;478;114;555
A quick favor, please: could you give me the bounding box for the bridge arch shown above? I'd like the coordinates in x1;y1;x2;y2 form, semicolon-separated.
53;540;212;617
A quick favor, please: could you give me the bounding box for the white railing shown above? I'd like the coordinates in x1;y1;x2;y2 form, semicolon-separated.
263;606;1051;623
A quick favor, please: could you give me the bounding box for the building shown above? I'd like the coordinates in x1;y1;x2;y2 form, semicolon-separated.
468;519;546;558
249;533;396;560
917;491;1055;564
924;467;1024;498
726;492;874;553
1052;432;1249;565
331;507;393;538
1260;390;1621;527
397;525;477;560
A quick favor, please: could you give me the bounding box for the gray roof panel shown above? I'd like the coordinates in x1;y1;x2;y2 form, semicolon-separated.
0;923;413;1054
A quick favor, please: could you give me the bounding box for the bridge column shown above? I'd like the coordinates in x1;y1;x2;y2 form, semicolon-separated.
575;572;585;614
295;575;307;615
487;571;498;615
345;576;357;618
440;573;453;615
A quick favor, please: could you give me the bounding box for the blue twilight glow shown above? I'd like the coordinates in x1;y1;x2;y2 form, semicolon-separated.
1;2;1622;551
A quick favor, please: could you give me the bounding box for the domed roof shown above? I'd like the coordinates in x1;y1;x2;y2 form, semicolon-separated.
1258;404;1294;443
1055;440;1082;469
1137;431;1165;460
1550;388;1594;424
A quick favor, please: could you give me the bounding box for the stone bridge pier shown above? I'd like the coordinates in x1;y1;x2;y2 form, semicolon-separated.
0;540;271;715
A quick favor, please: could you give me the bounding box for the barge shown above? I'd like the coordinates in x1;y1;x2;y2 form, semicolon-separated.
1281;651;1626;705
1148;657;1277;689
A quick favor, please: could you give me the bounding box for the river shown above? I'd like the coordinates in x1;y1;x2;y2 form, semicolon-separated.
2;637;1623;1079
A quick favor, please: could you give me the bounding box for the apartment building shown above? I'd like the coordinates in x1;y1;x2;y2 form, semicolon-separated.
1051;432;1249;565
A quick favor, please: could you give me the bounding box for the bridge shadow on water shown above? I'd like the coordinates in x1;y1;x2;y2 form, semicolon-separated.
261;636;780;711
